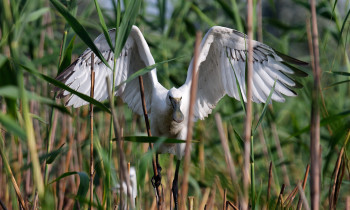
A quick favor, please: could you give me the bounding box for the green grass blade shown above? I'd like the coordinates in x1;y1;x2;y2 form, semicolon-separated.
49;0;111;69
190;3;215;27
0;113;26;140
226;51;246;113
116;56;184;90
21;64;111;113
46;144;65;164
0;85;71;115
253;80;276;134
326;79;350;88
114;0;141;57
340;8;350;39
74;172;90;210
93;0;114;51
326;71;350;76
58;35;76;75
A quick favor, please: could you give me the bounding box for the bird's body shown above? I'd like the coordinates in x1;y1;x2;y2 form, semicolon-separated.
55;25;307;208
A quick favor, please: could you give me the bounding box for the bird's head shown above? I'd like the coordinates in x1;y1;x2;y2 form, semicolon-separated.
167;88;184;123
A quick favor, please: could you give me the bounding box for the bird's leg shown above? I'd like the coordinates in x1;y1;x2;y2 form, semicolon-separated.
172;160;181;210
151;154;162;188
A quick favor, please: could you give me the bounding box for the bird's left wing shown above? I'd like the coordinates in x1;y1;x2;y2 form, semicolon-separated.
184;26;308;120
55;26;165;115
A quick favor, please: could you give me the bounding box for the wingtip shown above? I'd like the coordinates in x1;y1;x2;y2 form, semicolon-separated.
275;50;309;66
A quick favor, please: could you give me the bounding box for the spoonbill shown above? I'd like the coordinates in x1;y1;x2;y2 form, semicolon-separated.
55;25;307;208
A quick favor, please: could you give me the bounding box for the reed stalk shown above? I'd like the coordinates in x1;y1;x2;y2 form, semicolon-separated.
243;0;254;209
89;54;95;209
310;0;322;208
0;135;27;210
180;31;202;210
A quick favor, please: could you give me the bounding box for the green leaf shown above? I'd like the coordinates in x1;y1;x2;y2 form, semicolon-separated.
114;0;141;57
26;7;50;22
116;56;184;90
326;71;350;76
340;8;350;39
121;136;199;144
49;0;111;69
0;113;26;140
74;172;89;210
58;35;76;75
46;144;65;164
0;85;71;115
253;80;276;134
21;64;111;113
226;51;246;113
93;0;114;51
191;3;215;27
233;128;244;150
326;80;350;88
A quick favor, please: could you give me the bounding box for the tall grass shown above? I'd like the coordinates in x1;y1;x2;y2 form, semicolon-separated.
0;0;350;209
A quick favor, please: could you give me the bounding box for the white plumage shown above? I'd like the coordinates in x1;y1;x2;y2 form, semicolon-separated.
56;25;307;159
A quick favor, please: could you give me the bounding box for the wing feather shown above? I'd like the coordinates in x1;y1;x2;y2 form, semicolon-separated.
185;26;307;120
55;26;166;115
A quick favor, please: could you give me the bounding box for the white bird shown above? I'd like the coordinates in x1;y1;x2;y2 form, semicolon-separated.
55;25;307;208
114;167;137;209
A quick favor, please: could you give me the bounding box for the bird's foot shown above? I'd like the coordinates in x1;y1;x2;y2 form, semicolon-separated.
151;173;162;189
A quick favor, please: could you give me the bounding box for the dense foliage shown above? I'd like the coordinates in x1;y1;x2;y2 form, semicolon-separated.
0;0;349;209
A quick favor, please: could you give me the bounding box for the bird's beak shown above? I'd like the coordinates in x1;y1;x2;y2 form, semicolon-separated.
171;98;184;123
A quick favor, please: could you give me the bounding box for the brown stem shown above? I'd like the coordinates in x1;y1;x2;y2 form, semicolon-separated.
138;75;162;209
242;0;254;209
215;114;240;194
310;0;322;208
180;31;202;210
297;164;310;210
89;54;95;209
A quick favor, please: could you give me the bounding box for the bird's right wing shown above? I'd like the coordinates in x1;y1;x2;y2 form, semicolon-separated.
55;26;166;115
184;26;308;120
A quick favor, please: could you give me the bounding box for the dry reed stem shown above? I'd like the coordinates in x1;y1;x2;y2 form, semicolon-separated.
284;182;299;208
89;54;95;209
330;131;350;209
180;31;202;210
297;183;310;210
243;0;253;209
206;185;216;210
329;147;344;209
310;0;321;208
33;190;39;210
223;189;227;210
188;196;194;210
137;75;162;209
199;188;211;210
226;201;238;210
334;160;345;208
215;114;239;190
297;164;310;210
0;135;27;210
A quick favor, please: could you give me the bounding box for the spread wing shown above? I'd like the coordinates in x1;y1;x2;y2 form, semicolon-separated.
184;26;308;120
55;26;166;115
